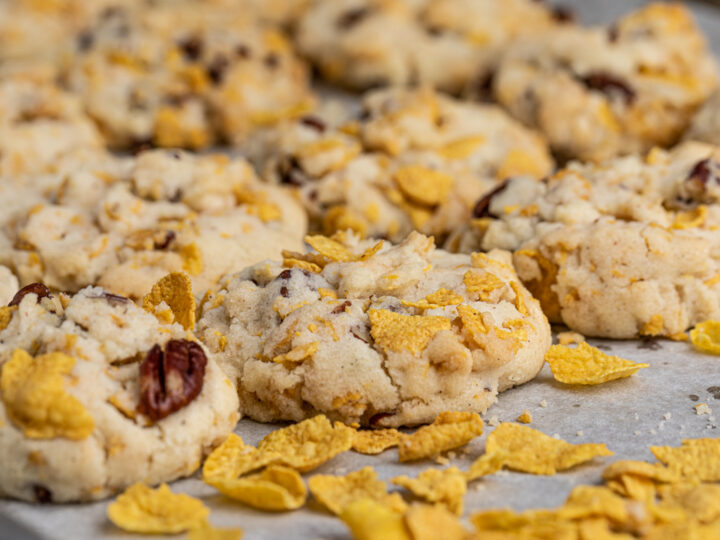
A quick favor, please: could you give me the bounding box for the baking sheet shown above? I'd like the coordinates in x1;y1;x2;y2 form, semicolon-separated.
3;1;720;539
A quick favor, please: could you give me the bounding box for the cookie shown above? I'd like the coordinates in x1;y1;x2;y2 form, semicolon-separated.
0;266;19;306
685;90;720;146
295;0;561;93
196;231;550;427
0;283;239;502
0;149;307;299
65;1;314;149
247;87;552;243
492;3;718;163
448;141;720;339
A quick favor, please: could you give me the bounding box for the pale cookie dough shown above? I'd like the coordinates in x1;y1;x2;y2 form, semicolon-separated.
295;0;562;93
0;149;307;299
448;141;720;339
65;1;314;149
0;284;239;502
0;266;19;306
685;90;720;146
197;231;550;427
247;87;552;243
493;3;718;163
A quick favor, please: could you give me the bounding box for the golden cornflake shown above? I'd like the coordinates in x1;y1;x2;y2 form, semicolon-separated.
210;465;307;511
657;483;720;523
187;520;243;540
257;415;354;472
545;343;649;385
484;423;612;475
340;498;411;540
393;165;453;207
142;272;196;330
672;205;707;229
305;235;356;263
281;249;329;270
463;271;505;300
558;485;629;524
456;304;490;345
180;243;203;276
272;342;319;366
0;305;16;331
282;258;322;273
308;466;407;516
602;459;679;486
650;438;720;482
398;411;484;462
690;320;720;355
107;483;208;534
517;410;532;424
352;428;402;455
392;466;467;515
369;309;450;354
404;503;468;540
202;433;280;482
439;136;486;160
402;289;464;310
1;349;94;440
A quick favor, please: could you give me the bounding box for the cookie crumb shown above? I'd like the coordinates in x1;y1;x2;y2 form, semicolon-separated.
539;400;548;408
435;455;450;466
663;412;672;420
487;415;499;427
695;403;712;415
516;410;532;424
576;430;583;437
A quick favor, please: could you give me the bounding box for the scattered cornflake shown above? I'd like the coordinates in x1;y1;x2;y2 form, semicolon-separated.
545;342;649;385
368;309;450;354
602;460;680;487
517;410;532;424
107;483;208;534
404;503;468;540
606;473;657;503
401;289;463;310
558;485;630;523
351;428;402;455
394;165;453;207
689;320;720;354
470;508;575;537
557;331;585;346
484;423;612;475
650;438;720;482
463;271;505;300
209;465;307;511
657;483;720;523
695;403;712;416
305;235;357;263
257;415;354;472
465;450;507;481
397;412;484;462
282;258;322;274
202;434;279;482
487;415;500;427
1;349;94;440
340;498;410;540
539;400;548;408
392;467;466;515
187;520;243;540
142;272;196;330
308;467;406;516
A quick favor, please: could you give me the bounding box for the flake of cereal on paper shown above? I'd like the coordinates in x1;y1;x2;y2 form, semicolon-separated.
545;343;649;385
398;412;484;462
392;466;466;515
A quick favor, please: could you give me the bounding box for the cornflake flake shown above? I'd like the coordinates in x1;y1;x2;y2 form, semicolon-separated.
465;450;507;481
393;165;453;207
398;411;484;462
1;349;94;440
187;520;243;540
107;483;209;534
305;235;356;262
401;289;463;310
209;465;307;511
545;342;649;385
463;271;505;300
142;272;196;330
0;305;16;331
339;498;411;540
308;466;407;515
392;466;467;515
352;428;402;455
202;433;280;482
404;503;468;540
650;438;720;482
690;320;720;354
272;342;319;366
369;309;450;354
484;423;612;475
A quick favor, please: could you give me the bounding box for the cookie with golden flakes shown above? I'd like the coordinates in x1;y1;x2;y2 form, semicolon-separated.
196;231;550;427
246;86;552;244
0;282;239;503
448;141;720;338
492;3;718;163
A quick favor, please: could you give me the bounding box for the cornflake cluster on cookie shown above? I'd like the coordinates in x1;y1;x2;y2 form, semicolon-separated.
247;87;552;243
0;148;306;299
197;231;550;427
449;141;720;339
0;282;239;502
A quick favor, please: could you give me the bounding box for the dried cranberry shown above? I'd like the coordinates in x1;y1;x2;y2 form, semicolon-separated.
154;230;176;250
207;54;229;85
688;158;716;186
299;116;327;133
331;301;351;315
9;283;51;306
77;30;94;51
277;156;307;186
581;72;636;105
337;7;370;29
264;53;280;69
33;484;53;503
178;35;203;61
235;44;251;58
472;182;509;219
138;340;207;421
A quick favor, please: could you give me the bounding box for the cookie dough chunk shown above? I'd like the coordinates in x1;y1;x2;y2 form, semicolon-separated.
197;231;550;427
0;283;239;502
248;87;552;243
448;141;720;338
1;149;307;298
493;3;718;163
65;2;314;149
295;0;561;93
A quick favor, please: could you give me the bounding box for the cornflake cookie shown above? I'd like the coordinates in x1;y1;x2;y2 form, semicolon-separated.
295;0;563;93
448;141;720;339
197;231;550;427
0;148;306;299
248;87;552;243
0;283;239;502
493;3;718;162
64;1;314;149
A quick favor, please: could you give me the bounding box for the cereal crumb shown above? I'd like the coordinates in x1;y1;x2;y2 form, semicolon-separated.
435;456;450;466
517;410;532;424
539;400;548;408
487;415;499;427
663;412;672;420
695;403;712;415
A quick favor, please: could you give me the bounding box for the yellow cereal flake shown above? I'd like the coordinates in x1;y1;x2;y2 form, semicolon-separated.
369;309;450;355
0;305;16;331
510;281;529;315
340;498;411;540
393;165;453;207
456;304;490;343
650;438;720;482
439;136;486;160
401;289;464;309
202;434;280;482
210;465;307;511
657;483;720;523
463;271;505;300
180;243;203;276
107;483;209;534
305;234;357;262
404;503;468;540
272;342;319;366
352;428;402;455
484;423;612;475
282;258;322;273
672;205;707;229
235;189;282;223
398;412;484;462
187;521;243;540
1;349;94;440
142;272;196;330
281;249;329;270
690;320;720;354
465;450;508;481
496;149;545;180
257;415;354;472
309;467;407;516
602;459;679;485
323;206;368;237
641;314;664;337
607;473;657;503
318;288;338;299
558;485;630;523
392;466;467;515
517;410;532;424
545;343;649;385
